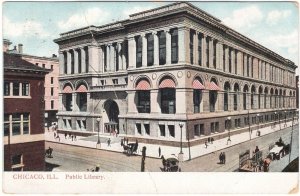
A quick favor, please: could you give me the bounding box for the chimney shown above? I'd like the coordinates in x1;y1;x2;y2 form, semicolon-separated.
3;39;12;52
18;44;23;54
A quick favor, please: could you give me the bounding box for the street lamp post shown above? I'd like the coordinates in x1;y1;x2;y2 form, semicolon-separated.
248;110;251;140
278;111;281;131
227;117;231;145
257;113;260;134
178;122;184;162
96;117;101;148
274;111;277;128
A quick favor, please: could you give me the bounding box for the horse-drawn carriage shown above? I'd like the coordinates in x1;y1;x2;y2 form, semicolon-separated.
161;155;181;172
122;143;138;156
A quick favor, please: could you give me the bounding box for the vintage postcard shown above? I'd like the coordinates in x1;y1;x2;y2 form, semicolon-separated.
2;0;299;194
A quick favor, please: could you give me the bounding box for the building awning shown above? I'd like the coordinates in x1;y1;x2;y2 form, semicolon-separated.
136;79;150;90
159;78;176;88
76;84;87;93
207;81;221;91
63;85;73;93
192;80;205;90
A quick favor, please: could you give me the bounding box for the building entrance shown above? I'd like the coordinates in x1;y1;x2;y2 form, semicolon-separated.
103;100;119;135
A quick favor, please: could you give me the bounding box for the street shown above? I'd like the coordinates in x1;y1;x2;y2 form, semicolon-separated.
46;124;298;172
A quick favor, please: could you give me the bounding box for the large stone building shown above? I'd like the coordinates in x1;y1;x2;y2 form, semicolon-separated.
3;40;60;127
54;2;297;146
4;52;49;171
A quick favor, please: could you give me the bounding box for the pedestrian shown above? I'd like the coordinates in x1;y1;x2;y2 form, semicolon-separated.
56;135;60;142
64;133;67;139
71;135;74;141
219;152;223;164
223;152;226;164
205;140;208;148
254;146;260;153
121;139;123;146
54;131;56;138
107;138;111;147
158;146;161;158
74;135;77;141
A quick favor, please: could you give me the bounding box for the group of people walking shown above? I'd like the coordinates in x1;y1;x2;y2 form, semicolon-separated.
219;152;226;164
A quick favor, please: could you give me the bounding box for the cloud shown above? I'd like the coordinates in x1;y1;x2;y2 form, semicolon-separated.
122;6;155;18
266;10;291;25
57;8;111;31
223;6;263;31
3;16;50;38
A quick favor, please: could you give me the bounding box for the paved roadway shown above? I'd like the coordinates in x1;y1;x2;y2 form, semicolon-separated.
46;124;298;172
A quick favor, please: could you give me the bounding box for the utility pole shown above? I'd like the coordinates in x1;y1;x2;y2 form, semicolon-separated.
141;146;146;172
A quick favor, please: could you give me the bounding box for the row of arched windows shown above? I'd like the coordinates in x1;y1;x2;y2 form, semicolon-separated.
62;83;88;112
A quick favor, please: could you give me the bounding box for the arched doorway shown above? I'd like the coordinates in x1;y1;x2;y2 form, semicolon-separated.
103;100;119;134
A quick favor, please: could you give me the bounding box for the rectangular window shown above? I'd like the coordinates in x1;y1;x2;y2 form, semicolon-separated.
63;119;67;129
12;113;21;136
211;122;215;134
112;79;118;85
85;47;89;73
159;32;166;65
228;48;232;73
213;40;217;68
171;29;178;64
64;52;67;74
206;37;209;67
168;125;175;138
136;123;142;135
235;50;237;74
4;114;9;136
67;119;72;130
22;83;29;96
161;89;176;114
136;36;143;67
23;113;29;134
144;124;150;135
159;125;166;137
115;44;119;71
65;94;73;111
137;91;150;113
11;154;23;171
51;87;54;96
247;55;250;77
51;100;54;109
4;81;10;96
78;93;87;112
198;34;202;65
194;124;200;137
193;90;201;113
51;77;54;84
223;45;226;71
100;80;106;86
190;30;194;64
13;82;19;96
42;64;45;68
147;34;154;66
215;122;219;132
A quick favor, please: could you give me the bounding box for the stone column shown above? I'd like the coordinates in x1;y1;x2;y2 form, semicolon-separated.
150;89;160;114
243;54;247;76
59;51;65;75
229;93;234;111
72;93;77;112
86;92;91;112
202;90;210;112
216;42;221;70
118;42;123;70
239;92;244;111
74;49;78;74
106;44;111;72
59;94;64;111
218;42;223;71
231;49;235;74
142;33;147;67
165;30;171;65
122;42;127;70
265;63;270;81
89;44;100;73
128;37;136;69
67;50;71;74
81;48;86;73
202;34;207;67
217;91;223;112
176;89;187;114
178;27;189;64
98;45;103;73
110;44;115;72
127;91;138;113
236;51;242;75
249;56;253;78
224;46;229;72
246;92;251;110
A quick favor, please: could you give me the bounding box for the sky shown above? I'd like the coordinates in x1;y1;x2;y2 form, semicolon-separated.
2;1;299;70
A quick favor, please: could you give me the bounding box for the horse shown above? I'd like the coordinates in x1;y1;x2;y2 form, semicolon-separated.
45;147;53;158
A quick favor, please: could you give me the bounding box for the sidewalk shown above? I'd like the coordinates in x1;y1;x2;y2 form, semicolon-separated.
45;120;298;161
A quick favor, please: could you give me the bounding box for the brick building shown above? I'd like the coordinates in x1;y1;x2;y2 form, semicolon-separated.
4;52;49;171
3;40;59;127
54;2;297;146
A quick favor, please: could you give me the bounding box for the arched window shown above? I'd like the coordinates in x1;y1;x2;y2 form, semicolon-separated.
193;78;205;113
258;86;263;109
224;82;230;111
243;85;249;110
159;77;176;114
251;85;256;109
264;87;268;109
76;84;87;112
275;89;278;108
208;78;221;112
63;84;73;111
136;79;151;113
234;83;239;111
270;88;274;108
